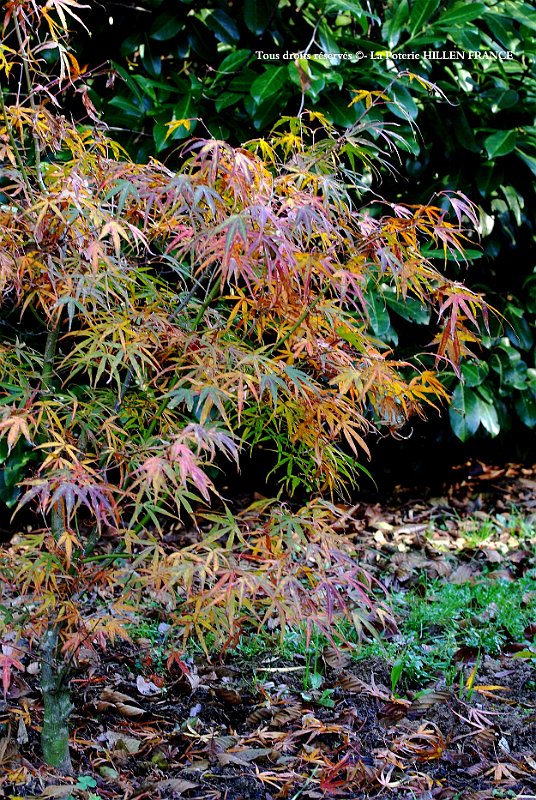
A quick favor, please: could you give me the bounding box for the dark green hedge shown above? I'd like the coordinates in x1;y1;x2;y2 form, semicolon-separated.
75;0;536;447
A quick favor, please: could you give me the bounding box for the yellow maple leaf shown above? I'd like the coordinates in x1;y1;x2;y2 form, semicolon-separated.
0;413;33;452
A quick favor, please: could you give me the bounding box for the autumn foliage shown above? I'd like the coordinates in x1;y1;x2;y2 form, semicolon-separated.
0;111;485;512
0;0;487;772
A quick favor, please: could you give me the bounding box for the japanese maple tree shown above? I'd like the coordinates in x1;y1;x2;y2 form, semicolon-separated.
0;0;486;773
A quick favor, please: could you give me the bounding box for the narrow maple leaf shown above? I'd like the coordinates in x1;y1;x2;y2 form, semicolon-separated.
0;644;24;699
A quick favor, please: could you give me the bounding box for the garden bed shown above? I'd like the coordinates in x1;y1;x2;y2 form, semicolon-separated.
1;462;535;799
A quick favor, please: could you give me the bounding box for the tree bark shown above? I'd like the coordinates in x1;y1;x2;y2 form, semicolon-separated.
40;625;73;775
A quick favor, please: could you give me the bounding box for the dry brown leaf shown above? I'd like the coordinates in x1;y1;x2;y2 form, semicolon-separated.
488;761;519;782
171;671;200;694
16;717;28;745
474;728;497;750
0;735;19;766
480;547;502;563
519;477;536;491
449;564;476;584
322;646;351;670
99;688;144;717
101;730;141;754
116;703;144;718
186;672;201;691
213;664;242;678
271;703;303;726
337;673;369;694
466;759;490;778
429;558;452;577
511;551;533;565
246;705;273;727
213;735;238;751
487;569;513;580
7;675;32;699
295;62;311;92
38;787;76;798
394;722;445;761
410;689;451;713
150;778;198;794
378;700;409;722
370;520;394;532
453;645;479;663
206;735;234;762
214;687;242;705
394;524;428;537
217;747;271;766
100;688;138;704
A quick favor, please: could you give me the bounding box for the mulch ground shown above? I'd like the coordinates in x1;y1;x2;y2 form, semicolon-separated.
1;459;535;799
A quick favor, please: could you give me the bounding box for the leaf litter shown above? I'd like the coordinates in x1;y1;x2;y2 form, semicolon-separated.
0;459;535;798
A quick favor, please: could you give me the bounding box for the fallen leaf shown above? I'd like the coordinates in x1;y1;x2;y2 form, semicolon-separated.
480;547;502;563
410;689;451;714
449;564;475;584
474;729;497;750
486;569;513;580
322;646;351;670
16;718;28;745
0;735;19;766
217;747;271;766
214;687;242;705
453;645;479;663
337;673;368;694
466;759;490;778
7;675;32;699
151;778;198;794
99;765;119;780
512;648;536;659
212;735;238;751
98;688;144;717
136;675;162;696
100;731;141;754
378;700;409;722
473;684;510;692
246;706;273;727
271;703;303;726
370;520;394;532
394;722;445;761
38;787;76;798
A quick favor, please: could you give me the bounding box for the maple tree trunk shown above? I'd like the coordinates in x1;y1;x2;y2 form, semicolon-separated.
40;622;73;775
42;322;60;390
40;322;73;773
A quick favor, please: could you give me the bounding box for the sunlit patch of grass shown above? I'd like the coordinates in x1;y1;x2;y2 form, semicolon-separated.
214;549;536;692
403;575;535;643
451;509;536;552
